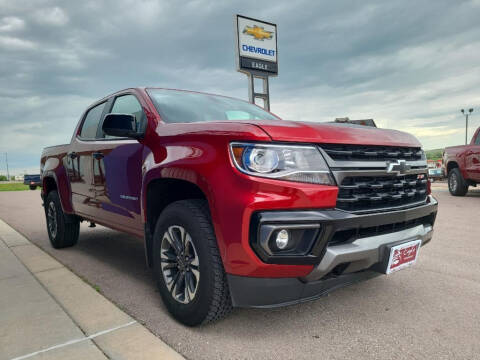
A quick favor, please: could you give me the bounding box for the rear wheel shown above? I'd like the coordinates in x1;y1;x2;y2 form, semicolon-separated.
45;191;80;248
152;199;232;326
448;168;468;196
29;185;37;190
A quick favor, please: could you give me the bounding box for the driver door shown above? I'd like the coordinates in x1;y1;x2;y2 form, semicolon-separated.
89;93;146;237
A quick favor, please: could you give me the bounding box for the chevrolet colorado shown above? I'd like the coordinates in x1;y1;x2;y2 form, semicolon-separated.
40;88;437;325
443;126;480;196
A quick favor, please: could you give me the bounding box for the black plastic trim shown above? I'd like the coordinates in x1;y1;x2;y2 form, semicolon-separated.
249;195;438;265
228;270;381;308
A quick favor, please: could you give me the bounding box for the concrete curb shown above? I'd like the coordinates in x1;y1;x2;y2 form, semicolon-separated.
0;219;184;360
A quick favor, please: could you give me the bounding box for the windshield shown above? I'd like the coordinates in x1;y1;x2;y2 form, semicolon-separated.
147;89;279;123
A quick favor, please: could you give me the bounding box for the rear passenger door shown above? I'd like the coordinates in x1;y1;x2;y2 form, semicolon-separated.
89;94;146;236
466;130;480;182
66;101;108;216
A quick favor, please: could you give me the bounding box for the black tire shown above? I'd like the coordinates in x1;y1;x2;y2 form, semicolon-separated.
152;199;232;326
448;168;468;196
29;185;37;190
45;190;80;248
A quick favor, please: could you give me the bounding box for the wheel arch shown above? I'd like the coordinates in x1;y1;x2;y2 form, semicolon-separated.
41;163;74;214
42;173;68;212
446;160;459;174
42;176;57;196
143;177;210;267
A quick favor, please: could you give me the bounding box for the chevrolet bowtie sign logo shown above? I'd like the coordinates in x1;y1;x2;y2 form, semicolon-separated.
243;25;273;40
387;160;411;175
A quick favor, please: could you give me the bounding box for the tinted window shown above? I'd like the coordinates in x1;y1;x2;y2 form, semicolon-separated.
476;133;480;145
147;89;279;124
111;95;144;131
80;102;106;139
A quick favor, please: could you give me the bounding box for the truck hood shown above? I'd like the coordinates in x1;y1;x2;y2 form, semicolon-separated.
245;119;422;148
444;145;467;153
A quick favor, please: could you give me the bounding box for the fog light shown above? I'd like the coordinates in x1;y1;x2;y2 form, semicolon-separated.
276;229;289;249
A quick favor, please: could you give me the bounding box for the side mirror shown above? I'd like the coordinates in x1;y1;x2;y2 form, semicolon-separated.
102;113;141;139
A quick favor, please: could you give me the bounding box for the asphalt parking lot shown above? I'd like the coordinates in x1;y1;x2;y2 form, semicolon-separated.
0;182;479;360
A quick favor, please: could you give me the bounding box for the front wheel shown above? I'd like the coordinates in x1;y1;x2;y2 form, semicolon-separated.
448;168;468;196
152;199;232;326
45;191;80;248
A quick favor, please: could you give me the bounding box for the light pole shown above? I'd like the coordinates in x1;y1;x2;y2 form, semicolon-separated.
5;153;9;181
461;108;474;145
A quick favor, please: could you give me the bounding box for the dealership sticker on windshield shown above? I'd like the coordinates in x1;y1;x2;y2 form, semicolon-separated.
386;239;422;274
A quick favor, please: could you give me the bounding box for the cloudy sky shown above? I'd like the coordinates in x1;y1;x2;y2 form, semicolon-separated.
1;0;480;175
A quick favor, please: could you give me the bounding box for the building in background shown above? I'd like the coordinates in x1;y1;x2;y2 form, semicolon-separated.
335;117;377;127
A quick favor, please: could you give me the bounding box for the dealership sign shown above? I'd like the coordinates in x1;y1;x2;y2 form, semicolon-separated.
235;15;278;75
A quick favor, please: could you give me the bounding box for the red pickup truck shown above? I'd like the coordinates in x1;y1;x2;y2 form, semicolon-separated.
443;127;480;196
41;88;437;325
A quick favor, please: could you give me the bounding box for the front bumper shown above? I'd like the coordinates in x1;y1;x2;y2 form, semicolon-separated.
228;196;437;308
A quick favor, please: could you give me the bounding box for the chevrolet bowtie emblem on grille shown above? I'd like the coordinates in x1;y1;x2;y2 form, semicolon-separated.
243;25;273;40
386;160;411;175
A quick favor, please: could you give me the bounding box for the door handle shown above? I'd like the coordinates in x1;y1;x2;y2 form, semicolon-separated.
92;152;104;160
68;152;77;159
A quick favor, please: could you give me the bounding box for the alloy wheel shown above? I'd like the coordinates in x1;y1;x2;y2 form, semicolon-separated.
160;225;200;304
47;202;58;239
449;173;458;192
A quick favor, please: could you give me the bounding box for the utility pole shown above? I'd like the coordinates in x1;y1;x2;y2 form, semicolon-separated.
461;108;474;145
5;153;9;181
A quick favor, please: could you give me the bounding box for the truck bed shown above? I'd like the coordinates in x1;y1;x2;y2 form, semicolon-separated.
41;144;70;160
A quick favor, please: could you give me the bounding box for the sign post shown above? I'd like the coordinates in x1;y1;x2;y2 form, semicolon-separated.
234;15;278;111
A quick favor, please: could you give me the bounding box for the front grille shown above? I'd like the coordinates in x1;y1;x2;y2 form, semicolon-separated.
320;143;429;214
321;144;423;162
328;214;435;246
336;174;428;212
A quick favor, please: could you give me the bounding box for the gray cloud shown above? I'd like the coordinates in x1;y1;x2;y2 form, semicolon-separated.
0;0;480;174
0;16;25;32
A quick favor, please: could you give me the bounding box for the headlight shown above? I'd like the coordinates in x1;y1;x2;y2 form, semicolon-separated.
420;149;426;160
230;142;335;185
